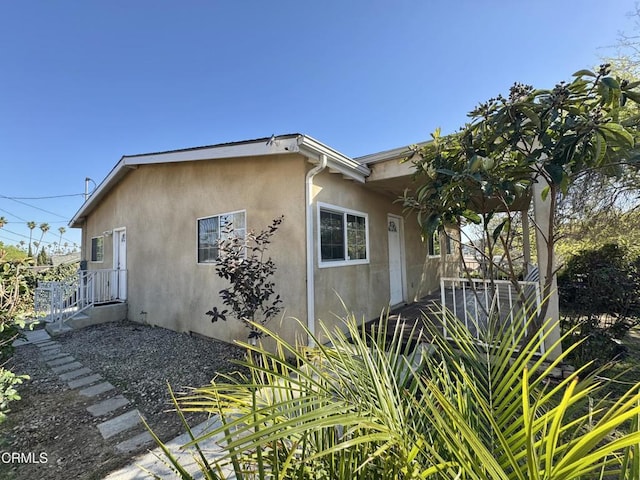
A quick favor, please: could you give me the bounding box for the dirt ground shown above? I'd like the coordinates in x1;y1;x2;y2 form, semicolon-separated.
0;321;248;480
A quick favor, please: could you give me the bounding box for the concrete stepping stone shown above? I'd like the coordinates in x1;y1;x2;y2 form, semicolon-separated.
51;361;83;374
36;340;58;348
58;367;92;381
79;382;115;397
13;329;51;346
39;345;61;353
68;373;103;389
46;356;76;367
97;409;142;440
115;431;154;453
87;395;130;417
40;349;63;357
41;351;67;361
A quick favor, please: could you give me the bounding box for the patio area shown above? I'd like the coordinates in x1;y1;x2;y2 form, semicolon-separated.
365;276;543;352
364;294;442;348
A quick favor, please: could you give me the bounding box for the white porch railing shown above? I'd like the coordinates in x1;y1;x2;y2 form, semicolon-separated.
35;269;126;332
440;276;543;353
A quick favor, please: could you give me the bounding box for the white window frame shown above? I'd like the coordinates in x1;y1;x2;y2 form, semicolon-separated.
428;231;453;258
317;202;369;268
90;236;104;263
197;209;246;265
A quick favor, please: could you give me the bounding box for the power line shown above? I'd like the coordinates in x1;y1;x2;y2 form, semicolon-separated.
0;208;30;223
0;206;73;225
0;228;77;248
0;228;34;241
0;217;70;227
0;195;69;219
2;193;85;200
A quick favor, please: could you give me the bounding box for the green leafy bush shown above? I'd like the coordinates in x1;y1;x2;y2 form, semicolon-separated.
0;251;31;422
152;310;640;479
0;368;27;424
207;216;284;341
558;243;640;366
0;255;32;362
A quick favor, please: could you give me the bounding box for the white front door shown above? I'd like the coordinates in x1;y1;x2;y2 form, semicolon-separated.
387;215;405;306
113;228;127;300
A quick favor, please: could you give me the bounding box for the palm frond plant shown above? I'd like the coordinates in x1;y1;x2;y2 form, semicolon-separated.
152;306;640;479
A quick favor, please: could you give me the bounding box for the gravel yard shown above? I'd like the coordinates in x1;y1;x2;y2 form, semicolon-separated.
0;320;248;480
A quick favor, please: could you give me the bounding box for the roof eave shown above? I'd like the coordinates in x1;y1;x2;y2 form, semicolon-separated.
356;140;431;166
297;135;370;182
69;134;370;228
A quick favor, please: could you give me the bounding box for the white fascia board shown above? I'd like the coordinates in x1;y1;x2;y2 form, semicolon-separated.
69;137;301;228
69;157;128;228
355;140;431;166
297;135;370;182
126;137;300;165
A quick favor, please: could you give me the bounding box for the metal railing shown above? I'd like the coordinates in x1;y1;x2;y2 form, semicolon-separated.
35;269;126;332
440;276;543;352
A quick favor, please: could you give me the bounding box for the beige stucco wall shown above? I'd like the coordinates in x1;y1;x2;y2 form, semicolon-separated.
81;154;308;347
78;152;453;349
311;170;433;338
414;228;461;296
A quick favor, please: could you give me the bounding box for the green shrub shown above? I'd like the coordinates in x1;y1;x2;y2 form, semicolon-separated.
151;309;640;479
0;251;31;422
207;216;284;342
0;255;32;362
558;243;640;367
0;368;28;424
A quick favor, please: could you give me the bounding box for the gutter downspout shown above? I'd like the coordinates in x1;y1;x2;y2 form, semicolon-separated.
305;154;328;346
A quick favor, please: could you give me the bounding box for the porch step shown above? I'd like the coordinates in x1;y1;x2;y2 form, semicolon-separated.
45;321;74;337
64;313;91;329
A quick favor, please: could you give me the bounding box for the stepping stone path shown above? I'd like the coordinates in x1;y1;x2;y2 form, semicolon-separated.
22;330;155;453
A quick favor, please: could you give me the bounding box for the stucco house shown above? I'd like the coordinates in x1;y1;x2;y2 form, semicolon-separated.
67;134;460;346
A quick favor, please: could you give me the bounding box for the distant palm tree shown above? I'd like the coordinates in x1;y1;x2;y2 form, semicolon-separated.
27;221;36;257
35;223;50;265
57;227;66;253
0;216;7;229
19;240;25;250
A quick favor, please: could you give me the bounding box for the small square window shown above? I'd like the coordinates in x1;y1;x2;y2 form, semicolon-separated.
198;210;246;264
320;210;345;261
91;236;104;262
319;203;368;266
428;232;453;257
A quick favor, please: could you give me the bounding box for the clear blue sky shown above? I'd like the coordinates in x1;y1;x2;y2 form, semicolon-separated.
0;1;637;252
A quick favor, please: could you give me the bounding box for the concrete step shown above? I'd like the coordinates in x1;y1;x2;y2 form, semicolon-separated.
45;322;73;336
115;431;155;453
51;361;83;374
41;351;68;362
64;313;90;329
78;381;115;397
38;344;61;353
13;329;51;346
68;373;103;389
46;356;76;367
102;417;227;480
58;367;92;381
87;395;130;417
68;303;128;330
97;409;143;440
